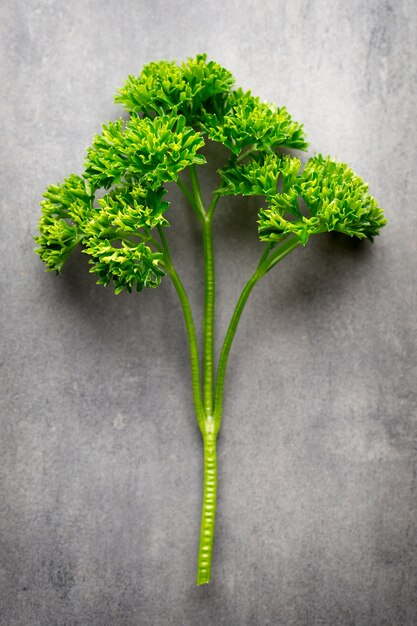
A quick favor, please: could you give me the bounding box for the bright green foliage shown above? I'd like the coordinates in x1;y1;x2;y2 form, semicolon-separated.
115;54;235;122
35;174;92;271
35;53;385;291
36;53;313;294
84;114;206;190
83;238;164;294
116;54;307;156
217;153;301;197
297;156;386;240
258;155;387;245
218;150;386;246
35;53;387;586
90;186;169;234
35;171;168;293
80;186;167;293
202;89;308;154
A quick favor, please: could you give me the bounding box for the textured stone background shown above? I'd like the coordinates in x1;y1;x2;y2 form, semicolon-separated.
1;1;416;624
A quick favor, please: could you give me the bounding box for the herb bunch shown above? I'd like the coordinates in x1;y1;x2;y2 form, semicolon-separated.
35;54;386;585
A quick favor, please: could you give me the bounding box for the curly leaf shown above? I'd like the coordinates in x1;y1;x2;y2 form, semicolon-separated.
84;114;206;190
259;156;387;245
35;174;92;271
83;238;165;294
217;153;301;197
202;89;308;156
86;186;168;235
115;53;235;123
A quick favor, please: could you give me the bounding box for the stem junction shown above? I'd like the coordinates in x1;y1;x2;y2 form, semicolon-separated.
161;167;300;584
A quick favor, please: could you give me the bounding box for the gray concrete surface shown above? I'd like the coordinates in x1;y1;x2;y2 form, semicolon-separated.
1;1;416;624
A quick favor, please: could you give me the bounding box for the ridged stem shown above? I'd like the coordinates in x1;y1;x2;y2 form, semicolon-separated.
196;429;217;585
214;237;300;426
202;217;215;416
157;225;205;427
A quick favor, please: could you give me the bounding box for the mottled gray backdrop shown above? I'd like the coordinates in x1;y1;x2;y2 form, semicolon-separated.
1;1;416;624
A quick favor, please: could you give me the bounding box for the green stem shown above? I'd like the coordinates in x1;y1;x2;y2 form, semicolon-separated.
99;228;162;252
202;215;215;416
186;171;222;584
214;237;300;426
177;177;203;222
157;225;205;427
263;236;300;273
189;165;206;218
189;166;219;418
236;143;258;163
213;266;263;426
196;429;217;585
206;194;220;222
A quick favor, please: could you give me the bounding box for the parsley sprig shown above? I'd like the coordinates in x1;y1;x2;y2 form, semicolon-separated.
35;54;386;586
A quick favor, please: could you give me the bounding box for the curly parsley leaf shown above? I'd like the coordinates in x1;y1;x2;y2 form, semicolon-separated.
115;53;235;122
259;155;387;245
202;89;308;155
35;174;92;272
80;185;167;293
217;152;301;197
84;114;206;191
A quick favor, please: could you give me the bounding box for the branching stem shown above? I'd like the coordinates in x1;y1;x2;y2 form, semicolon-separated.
177;177;203;222
213;236;300;427
157;225;205;428
189;165;206;219
186;166;220;420
162;178;299;585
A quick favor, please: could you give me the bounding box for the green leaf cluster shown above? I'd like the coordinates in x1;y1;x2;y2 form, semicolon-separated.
218;153;300;197
35;53;385;294
83;238;164;295
115;54;235;122
80;186;167;293
256;155;387;245
35;174;92;271
202;89;308;154
84;114;205;190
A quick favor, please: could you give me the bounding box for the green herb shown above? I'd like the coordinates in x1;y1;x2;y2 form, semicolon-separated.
35;53;387;585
